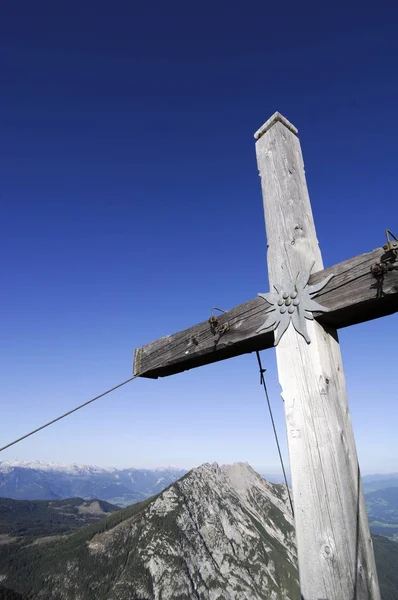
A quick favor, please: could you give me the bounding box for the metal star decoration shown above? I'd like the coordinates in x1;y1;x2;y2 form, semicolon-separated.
256;261;334;345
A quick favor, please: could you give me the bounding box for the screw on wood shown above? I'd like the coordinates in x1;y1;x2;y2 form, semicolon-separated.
190;335;199;346
371;262;389;277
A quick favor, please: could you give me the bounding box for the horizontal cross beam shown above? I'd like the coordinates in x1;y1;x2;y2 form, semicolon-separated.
133;246;397;379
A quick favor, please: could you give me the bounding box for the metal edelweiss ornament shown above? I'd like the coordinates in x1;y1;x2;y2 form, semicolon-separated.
256;261;334;345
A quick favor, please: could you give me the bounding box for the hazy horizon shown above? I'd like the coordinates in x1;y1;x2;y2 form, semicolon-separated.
1;456;397;479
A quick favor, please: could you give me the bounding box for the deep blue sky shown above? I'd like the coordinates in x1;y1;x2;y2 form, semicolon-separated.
1;1;397;475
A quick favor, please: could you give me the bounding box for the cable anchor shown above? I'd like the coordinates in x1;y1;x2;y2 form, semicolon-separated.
371;229;398;277
208;308;230;336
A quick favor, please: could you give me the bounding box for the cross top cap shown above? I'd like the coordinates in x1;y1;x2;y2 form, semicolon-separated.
254;112;298;140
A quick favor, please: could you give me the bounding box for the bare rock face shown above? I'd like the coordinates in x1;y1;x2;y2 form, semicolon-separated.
1;463;300;600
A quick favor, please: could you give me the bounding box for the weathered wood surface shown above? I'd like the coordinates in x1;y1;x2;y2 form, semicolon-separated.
256;113;380;599
133;246;397;379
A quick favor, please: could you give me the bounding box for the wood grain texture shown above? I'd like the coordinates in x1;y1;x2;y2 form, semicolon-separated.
256;115;380;599
133;247;397;379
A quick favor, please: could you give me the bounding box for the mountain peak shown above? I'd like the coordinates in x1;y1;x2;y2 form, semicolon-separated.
2;462;300;599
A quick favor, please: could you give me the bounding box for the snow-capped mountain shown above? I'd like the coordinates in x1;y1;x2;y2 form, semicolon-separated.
0;460;117;474
0;460;186;506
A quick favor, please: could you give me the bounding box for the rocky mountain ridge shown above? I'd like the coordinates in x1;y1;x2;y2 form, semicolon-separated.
0;462;300;599
0;462;397;599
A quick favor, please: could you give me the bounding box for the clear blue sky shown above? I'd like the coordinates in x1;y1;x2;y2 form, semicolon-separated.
1;1;397;476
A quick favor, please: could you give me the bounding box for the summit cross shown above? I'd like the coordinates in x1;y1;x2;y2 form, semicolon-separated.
134;112;398;600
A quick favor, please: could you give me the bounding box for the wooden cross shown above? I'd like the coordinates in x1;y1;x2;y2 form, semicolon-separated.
133;112;398;600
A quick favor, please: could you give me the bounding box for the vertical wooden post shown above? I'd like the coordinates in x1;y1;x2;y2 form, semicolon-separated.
254;113;380;600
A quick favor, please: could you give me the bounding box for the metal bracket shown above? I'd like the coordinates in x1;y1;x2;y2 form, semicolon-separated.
371;229;398;277
383;229;398;258
208;308;230;338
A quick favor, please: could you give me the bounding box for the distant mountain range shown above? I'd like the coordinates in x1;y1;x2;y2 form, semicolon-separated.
0;461;186;506
2;461;398;542
363;473;398;493
0;462;397;600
